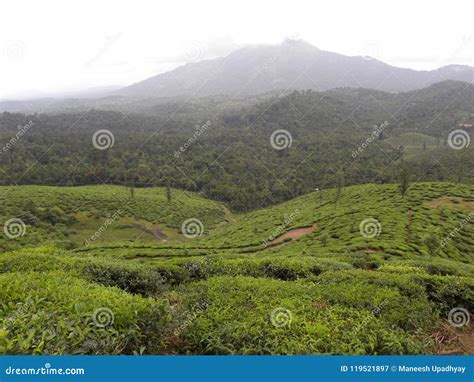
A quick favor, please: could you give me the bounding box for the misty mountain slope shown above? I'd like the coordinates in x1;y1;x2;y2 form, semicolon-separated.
118;40;474;97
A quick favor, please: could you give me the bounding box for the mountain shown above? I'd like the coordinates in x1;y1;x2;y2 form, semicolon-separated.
118;39;474;97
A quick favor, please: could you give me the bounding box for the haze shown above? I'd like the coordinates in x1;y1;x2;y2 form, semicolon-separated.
0;0;472;100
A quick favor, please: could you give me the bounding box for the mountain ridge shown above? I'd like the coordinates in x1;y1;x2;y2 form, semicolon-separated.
118;39;474;97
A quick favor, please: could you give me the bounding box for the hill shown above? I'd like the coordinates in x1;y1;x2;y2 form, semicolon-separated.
1;183;473;355
118;39;474;97
0;81;473;211
0;185;226;252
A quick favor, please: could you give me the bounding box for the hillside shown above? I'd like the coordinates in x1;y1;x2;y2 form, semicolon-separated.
118;40;474;97
1;183;473;355
0;185;226;252
1;81;473;211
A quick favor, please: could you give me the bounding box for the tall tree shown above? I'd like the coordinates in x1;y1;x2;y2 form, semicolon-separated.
398;166;410;198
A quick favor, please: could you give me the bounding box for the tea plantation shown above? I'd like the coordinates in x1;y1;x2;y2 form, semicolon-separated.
1;183;473;354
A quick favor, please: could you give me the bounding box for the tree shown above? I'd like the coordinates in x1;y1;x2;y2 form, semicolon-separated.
398;166;410;198
166;182;172;203
334;171;344;209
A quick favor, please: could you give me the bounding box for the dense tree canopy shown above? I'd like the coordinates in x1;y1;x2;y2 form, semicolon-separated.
0;82;472;211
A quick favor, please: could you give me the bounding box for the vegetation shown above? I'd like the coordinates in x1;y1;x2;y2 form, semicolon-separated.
1;81;472;211
0;185;225;251
1;182;472;355
0;76;472;356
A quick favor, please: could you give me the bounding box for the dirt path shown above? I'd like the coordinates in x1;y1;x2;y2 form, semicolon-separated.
270;223;319;245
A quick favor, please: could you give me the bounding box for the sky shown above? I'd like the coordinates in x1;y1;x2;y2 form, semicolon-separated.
0;0;472;100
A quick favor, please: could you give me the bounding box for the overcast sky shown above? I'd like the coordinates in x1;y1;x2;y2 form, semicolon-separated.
0;0;472;99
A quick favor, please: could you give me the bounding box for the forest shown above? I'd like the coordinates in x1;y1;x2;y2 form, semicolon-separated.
0;81;472;211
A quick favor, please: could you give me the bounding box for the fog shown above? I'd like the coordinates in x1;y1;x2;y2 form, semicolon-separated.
0;0;472;99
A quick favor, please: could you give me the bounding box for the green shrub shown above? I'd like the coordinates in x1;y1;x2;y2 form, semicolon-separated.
171;276;428;355
0;271;169;355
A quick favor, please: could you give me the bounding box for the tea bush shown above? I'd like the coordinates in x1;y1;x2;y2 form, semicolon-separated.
0;271;169;355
